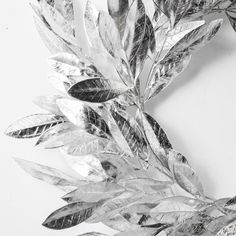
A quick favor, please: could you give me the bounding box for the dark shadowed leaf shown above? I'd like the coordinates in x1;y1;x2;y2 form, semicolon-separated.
57;99;112;139
226;2;236;32
5;114;65;139
14;158;83;192
141;111;172;169
123;0;156;79
68;78;129;103
224;196;236;211
43;201;103;230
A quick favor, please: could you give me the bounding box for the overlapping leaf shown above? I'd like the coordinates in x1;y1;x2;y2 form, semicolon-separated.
62;182;125;203
146;19;222;100
123;0;156;79
5;114;65;139
57;99;112;139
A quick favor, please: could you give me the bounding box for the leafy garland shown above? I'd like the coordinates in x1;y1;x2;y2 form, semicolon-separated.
6;0;236;235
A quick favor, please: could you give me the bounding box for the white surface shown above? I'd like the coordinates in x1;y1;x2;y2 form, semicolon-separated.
1;1;236;236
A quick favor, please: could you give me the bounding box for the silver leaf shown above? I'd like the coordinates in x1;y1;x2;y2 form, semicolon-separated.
5;114;65;139
168;150;204;197
62;182;125;203
62;154;108;182
43;201;103;230
14;158;83;192
57;99;112;139
123;0;156;79
68;78;129;103
107;0;129;37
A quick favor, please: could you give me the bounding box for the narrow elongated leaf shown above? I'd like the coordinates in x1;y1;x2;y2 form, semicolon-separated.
38;0;76;44
43;201;102;230
151;196;206;215
57;99;112;139
107;0;129;37
5;114;65;139
141;111;172;169
63;154;108;182
123;0;156;79
84;0;122;83
62;182;124;203
33;95;63;115
34;16;75;54
98;11;133;86
168;150;204;197
146;19;222;100
118;178;172;194
87;192;143;223
68;78;129;103
110;109;148;168
14;158;82;192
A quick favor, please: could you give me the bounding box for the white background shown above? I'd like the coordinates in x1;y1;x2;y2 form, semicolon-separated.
1;1;236;236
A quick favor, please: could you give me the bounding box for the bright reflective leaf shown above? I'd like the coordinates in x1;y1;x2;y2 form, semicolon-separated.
14;158;82;192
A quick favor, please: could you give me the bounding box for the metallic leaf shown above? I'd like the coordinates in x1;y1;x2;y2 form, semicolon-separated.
43;201;102;230
14;158;82;192
107;0;129;37
224;196;236;211
146;19;223;100
63;138;109;156
33;95;63;115
168;150;204;197
87;192;143;223
115;228;158;236
57;99;112;139
98;10;133;86
63;154;108;182
110;109;148;168
34;15;75;54
35;122;89;149
62;182;125;203
38;0;76;44
84;0;122;83
68;78;129;103
48;52;101;78
154;0;193;26
5;114;65;139
123;0;156;79
141;111;172;169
